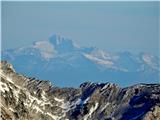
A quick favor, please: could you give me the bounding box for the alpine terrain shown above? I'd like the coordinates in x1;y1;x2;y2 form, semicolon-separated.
2;34;159;87
0;61;160;120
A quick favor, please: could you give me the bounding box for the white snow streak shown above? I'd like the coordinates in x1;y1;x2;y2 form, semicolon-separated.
84;54;113;66
84;102;99;120
34;41;57;60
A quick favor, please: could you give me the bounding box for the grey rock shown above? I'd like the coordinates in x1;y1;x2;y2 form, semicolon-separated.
0;61;160;120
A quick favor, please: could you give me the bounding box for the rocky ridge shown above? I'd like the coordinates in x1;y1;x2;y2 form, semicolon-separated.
0;61;160;120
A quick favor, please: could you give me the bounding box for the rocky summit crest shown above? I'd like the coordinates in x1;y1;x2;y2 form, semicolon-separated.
0;61;160;120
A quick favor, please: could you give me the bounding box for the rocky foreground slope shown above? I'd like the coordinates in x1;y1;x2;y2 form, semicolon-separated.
0;61;160;120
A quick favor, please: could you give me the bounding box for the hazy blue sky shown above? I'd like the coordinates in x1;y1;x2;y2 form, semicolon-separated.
2;2;159;56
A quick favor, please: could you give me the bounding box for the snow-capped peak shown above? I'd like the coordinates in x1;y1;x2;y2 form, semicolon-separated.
49;34;74;47
142;54;154;65
48;34;79;53
49;34;65;45
33;40;57;60
84;53;114;66
90;49;111;60
142;53;159;70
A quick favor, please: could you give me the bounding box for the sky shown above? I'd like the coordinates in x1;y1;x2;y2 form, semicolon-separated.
2;1;160;56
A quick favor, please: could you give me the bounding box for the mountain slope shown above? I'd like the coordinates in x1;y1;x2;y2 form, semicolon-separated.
0;61;160;120
2;34;159;87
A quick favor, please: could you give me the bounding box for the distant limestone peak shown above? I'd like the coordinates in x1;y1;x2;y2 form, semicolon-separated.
49;34;78;53
49;34;73;46
49;34;65;45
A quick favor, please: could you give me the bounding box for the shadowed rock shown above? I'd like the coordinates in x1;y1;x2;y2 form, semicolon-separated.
0;61;160;120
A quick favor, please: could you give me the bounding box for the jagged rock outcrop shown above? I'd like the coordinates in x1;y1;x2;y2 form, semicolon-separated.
0;61;160;120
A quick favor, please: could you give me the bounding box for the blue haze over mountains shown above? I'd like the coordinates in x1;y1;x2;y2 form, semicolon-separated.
2;2;159;56
2;34;160;87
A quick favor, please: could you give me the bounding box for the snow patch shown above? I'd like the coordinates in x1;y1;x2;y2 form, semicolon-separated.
101;84;109;91
100;102;110;112
89;102;99;117
84;54;113;66
0;70;14;84
54;97;64;103
142;54;153;64
46;112;59;120
32;105;44;113
34;40;57;60
12;89;20;103
41;91;48;101
83;97;90;104
0;82;9;93
8;107;15;112
84;102;99;120
142;54;158;70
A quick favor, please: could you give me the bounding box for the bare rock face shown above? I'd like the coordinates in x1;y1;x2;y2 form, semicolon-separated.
0;61;160;120
142;106;160;120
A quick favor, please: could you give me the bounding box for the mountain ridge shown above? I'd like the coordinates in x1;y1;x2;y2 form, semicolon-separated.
2;34;159;87
0;61;160;120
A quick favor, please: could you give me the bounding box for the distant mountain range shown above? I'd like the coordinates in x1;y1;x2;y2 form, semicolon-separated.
1;61;160;120
2;34;159;87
